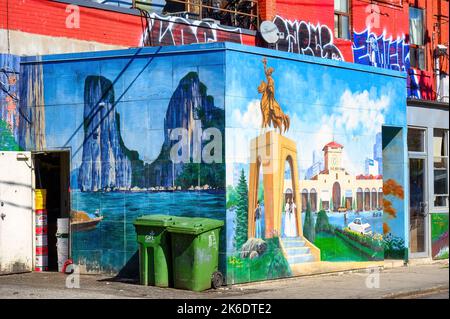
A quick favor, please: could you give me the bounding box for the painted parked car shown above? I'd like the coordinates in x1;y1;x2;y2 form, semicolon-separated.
348;218;372;235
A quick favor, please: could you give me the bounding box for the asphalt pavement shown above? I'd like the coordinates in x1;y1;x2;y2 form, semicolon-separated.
0;261;448;299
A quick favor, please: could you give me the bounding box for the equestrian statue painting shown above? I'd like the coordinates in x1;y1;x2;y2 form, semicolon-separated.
258;58;290;134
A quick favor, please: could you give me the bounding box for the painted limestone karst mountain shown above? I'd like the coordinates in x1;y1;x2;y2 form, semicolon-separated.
78;76;133;192
78;72;225;192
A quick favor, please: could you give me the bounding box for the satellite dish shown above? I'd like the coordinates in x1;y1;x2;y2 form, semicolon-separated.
259;20;281;44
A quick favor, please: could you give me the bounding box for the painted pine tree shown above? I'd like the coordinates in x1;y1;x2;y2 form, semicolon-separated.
234;169;248;250
303;202;315;242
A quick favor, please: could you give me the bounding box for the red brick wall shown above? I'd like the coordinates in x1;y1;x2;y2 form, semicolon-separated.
0;0;142;46
259;0;277;21
0;0;255;49
270;0;353;61
276;0;334;26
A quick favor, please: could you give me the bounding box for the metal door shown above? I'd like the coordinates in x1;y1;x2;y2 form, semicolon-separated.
0;151;33;274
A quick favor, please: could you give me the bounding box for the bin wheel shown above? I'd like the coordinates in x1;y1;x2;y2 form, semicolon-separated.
211;271;223;289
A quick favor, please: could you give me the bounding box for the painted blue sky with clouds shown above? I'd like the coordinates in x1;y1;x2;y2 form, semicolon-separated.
225;50;407;185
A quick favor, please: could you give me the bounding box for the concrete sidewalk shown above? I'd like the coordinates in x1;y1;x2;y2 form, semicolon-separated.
0;261;448;299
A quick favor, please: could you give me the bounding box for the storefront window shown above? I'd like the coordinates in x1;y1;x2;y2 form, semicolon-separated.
408;128;426;152
433;129;449;208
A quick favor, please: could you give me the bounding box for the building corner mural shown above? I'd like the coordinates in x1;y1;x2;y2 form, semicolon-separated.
68;61;227;274
1;45;410;284
225;49;407;284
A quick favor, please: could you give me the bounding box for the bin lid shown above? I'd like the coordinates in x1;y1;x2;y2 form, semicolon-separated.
166;217;224;235
133;214;177;227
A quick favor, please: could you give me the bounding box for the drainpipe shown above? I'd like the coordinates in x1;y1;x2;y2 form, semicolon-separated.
435;48;440;102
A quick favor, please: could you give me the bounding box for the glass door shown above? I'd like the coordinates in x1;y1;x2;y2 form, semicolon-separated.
408;127;429;258
409;157;428;257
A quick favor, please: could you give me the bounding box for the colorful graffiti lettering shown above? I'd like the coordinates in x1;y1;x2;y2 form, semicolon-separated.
408;70;422;99
141;12;243;46
272;15;344;61
352;28;410;72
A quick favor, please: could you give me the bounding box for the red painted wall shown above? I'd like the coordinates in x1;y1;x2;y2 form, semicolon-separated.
0;0;142;46
0;0;255;48
277;0;334;27
271;0;353;61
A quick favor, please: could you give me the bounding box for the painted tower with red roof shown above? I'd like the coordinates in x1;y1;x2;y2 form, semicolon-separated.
323;141;344;173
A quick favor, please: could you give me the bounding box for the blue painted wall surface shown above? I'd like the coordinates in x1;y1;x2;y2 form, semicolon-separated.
224;44;408;283
18;46;227;275
1;44;409;283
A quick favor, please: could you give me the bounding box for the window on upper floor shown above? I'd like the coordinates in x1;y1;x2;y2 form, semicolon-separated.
86;1;258;30
409;6;426;70
334;0;350;40
433;129;449;208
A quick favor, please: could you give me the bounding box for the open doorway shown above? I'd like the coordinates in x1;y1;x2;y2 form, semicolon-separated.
33;150;70;271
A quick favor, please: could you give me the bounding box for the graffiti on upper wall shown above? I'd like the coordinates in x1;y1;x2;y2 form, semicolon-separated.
408;70;422;99
353;28;410;72
272;15;344;60
141;12;243;46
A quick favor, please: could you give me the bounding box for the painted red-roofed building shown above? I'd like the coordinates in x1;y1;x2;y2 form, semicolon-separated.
285;141;383;213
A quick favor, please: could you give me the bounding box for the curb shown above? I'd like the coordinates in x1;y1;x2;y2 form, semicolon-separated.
381;285;449;299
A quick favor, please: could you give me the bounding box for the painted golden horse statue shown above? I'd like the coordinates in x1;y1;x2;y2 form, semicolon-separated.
258;58;290;134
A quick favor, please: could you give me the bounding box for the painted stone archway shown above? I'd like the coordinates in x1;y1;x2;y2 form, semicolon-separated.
248;131;303;239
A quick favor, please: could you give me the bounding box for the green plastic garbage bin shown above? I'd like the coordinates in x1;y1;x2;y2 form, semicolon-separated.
167;217;224;292
133;215;176;287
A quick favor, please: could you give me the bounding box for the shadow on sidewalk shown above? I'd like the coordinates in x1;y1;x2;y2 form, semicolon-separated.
97;251;140;285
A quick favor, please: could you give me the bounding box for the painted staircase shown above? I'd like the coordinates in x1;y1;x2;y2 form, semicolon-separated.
281;237;315;265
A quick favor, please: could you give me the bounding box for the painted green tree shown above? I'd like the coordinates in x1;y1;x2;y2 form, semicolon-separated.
303;202;315;242
315;209;332;233
0;120;21;151
234;169;248;250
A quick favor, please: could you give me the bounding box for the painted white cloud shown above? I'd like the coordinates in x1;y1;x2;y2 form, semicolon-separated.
230;99;261;129
334;89;390;136
286;89;391;175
